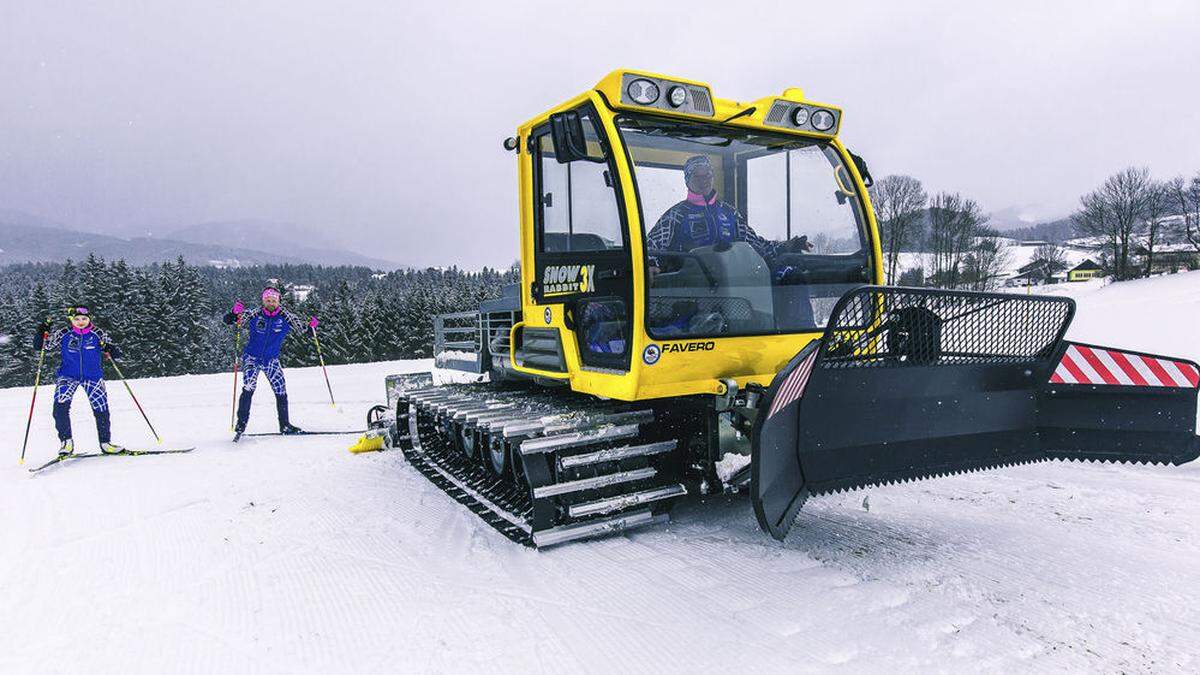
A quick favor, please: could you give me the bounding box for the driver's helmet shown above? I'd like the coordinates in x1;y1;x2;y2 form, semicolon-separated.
683;155;713;182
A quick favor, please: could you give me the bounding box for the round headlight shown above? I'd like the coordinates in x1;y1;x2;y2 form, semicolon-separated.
667;85;687;108
811;109;836;132
791;107;809;127
627;79;661;105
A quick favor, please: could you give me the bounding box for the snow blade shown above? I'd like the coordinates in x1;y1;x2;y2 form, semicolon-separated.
751;286;1200;541
1040;341;1200;465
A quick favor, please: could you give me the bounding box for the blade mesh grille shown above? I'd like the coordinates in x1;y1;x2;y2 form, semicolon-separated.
821;286;1074;368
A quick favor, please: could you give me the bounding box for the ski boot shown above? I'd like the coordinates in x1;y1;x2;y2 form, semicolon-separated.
100;442;126;455
233;420;247;443
58;439;74;458
275;395;301;435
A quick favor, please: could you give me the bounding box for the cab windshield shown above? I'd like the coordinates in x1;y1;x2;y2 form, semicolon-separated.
616;114;870;339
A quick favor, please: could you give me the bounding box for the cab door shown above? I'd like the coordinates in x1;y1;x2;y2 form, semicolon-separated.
530;103;634;371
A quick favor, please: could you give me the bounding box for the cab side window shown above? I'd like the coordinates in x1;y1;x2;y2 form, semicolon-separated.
532;105;632;370
535;110;625;253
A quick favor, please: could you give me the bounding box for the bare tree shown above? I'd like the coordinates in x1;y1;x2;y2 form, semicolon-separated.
1031;243;1069;277
1073;190;1112;274
927;192;984;289
962;231;1012;291
1072;167;1153;280
869;175;928;284
1141;180;1170;276
1166;173;1200;252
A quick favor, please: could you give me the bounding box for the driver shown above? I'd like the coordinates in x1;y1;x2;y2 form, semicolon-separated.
646;155;813;265
645;155;815;335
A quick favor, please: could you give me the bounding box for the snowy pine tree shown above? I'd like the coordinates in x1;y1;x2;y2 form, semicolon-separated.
0;258;516;386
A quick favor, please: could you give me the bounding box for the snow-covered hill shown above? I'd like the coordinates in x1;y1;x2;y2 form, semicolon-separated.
2;274;1200;673
897;239;1097;287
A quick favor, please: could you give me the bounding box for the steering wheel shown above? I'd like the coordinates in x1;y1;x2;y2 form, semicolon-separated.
772;252;812;285
649;249;719;288
773;251;870;285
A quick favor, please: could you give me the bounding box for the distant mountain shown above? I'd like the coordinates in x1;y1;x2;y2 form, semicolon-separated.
1003;217;1076;243
168;220;399;269
0;207;67;231
986;204;1071;232
0;210;401;269
885;208;1078;249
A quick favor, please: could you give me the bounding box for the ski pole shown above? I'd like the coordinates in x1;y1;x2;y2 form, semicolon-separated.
18;335;49;465
230;314;242;430
105;353;161;443
312;329;335;406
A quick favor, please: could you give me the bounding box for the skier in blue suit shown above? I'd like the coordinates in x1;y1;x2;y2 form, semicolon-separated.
34;305;124;457
224;286;318;437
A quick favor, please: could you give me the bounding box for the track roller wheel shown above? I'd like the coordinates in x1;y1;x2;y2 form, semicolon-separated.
487;435;509;476
460;426;478;459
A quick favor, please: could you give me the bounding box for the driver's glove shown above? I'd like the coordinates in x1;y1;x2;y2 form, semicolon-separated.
787;235;813;253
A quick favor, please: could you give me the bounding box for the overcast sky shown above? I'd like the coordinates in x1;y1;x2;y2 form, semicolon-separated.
2;0;1198;268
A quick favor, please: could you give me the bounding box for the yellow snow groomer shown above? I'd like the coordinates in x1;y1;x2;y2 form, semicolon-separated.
379;70;1200;547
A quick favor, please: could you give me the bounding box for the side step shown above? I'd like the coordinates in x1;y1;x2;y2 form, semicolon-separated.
520;424;642;455
532;509;668;548
533;467;658;499
568;484;687;518
559;440;677;469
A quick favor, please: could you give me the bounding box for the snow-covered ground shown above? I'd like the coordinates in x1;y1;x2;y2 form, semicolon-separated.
3;274;1200;673
897;239;1096;286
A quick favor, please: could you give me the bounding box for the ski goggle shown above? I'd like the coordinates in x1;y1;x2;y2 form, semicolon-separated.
67;307;90;317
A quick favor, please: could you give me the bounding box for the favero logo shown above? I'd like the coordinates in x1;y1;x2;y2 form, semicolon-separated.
644;342;713;366
542;264;596;297
663;341;715;353
642;344;661;365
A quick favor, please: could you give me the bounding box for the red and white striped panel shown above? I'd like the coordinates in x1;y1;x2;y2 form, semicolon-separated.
1050;343;1200;388
767;349;820;419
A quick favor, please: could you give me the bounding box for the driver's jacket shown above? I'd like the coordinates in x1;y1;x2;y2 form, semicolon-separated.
647;195;784;262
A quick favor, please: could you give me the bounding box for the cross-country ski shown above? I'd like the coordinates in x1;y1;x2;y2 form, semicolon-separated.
234;429;352;442
28;447;196;473
239;429;365;438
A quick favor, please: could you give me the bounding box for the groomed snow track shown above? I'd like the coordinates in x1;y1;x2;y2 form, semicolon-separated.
394;384;688;548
